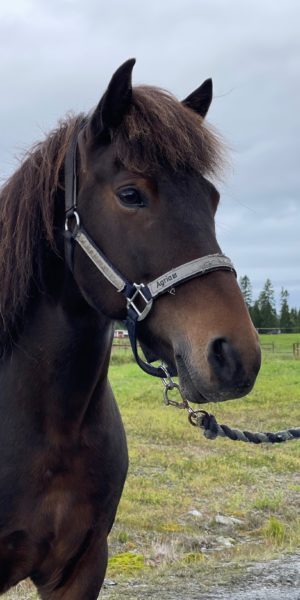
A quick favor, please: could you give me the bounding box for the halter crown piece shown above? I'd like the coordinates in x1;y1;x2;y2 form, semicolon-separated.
64;126;236;378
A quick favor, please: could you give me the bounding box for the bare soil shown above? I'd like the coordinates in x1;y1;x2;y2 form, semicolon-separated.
102;553;300;599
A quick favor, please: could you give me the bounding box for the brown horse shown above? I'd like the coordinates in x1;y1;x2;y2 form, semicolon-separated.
0;59;261;598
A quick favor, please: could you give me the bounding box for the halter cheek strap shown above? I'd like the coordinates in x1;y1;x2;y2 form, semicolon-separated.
64;129;236;378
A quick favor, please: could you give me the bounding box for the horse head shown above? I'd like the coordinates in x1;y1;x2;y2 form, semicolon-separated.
70;59;261;404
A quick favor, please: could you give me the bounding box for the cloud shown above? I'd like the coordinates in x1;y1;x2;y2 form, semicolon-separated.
0;0;299;306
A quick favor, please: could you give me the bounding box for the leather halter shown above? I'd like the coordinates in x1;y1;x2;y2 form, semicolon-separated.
64;126;236;378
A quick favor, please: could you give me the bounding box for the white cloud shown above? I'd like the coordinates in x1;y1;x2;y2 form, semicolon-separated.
0;0;299;305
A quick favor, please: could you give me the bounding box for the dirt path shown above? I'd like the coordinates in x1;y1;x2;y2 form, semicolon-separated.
102;554;300;599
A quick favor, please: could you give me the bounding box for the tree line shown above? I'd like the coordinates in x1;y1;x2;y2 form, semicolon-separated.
239;276;300;331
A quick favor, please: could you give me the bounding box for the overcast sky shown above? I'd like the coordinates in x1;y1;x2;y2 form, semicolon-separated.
1;0;299;308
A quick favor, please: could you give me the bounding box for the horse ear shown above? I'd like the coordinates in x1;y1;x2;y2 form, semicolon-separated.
90;58;136;137
182;78;213;118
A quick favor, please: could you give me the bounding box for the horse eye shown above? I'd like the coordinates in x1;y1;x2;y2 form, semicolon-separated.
117;188;145;208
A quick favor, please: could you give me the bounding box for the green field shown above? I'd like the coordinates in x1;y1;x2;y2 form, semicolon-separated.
4;334;300;599
105;336;300;592
260;332;300;357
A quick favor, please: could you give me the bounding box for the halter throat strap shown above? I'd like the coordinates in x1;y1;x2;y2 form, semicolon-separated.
64;130;236;378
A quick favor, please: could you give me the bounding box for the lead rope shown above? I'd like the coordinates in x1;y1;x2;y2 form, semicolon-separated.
160;365;300;444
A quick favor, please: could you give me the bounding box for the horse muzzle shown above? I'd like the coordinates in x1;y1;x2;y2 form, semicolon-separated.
175;336;261;404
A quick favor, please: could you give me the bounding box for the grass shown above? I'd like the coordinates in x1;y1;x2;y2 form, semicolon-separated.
260;332;300;356
104;334;300;592
3;334;300;598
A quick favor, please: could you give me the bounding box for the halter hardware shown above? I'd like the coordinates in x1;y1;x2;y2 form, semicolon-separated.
65;209;80;236
126;283;153;322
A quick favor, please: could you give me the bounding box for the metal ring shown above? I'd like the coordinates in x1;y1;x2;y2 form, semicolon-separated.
188;410;208;427
65;210;80;235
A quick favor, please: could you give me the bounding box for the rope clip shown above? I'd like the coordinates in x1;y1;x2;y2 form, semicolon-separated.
160;364;187;409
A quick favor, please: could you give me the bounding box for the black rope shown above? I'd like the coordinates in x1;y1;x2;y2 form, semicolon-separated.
192;411;300;444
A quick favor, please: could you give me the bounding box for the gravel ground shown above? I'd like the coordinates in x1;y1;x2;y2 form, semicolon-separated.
102;554;300;599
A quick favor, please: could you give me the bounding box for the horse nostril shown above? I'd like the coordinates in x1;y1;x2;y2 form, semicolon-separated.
211;337;226;362
208;337;240;382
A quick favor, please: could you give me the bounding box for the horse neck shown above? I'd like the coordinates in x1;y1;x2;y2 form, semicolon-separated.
2;270;114;435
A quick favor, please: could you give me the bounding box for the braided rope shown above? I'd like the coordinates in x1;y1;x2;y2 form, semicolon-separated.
162;378;300;445
194;411;300;444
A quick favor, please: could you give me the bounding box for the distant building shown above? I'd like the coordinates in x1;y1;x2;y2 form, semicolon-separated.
114;329;129;339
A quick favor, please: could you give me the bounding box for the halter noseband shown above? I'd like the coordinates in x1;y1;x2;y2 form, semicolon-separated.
64;127;236;378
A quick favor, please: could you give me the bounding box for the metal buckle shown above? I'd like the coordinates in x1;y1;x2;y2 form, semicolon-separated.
126;283;153;322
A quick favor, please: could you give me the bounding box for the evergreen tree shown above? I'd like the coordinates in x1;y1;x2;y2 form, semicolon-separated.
290;308;300;332
258;279;278;329
250;300;261;328
290;307;298;328
279;288;291;330
239;275;253;310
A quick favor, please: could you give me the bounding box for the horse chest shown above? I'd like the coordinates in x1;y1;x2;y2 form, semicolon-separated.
36;441;119;527
0;437;125;593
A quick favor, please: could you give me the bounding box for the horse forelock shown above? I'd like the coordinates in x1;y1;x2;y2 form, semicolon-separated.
112;85;227;177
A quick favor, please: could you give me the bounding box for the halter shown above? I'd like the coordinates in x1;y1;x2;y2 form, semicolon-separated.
64;127;236;378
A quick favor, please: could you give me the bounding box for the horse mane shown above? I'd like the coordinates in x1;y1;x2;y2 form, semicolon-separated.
0;85;225;351
0;114;84;347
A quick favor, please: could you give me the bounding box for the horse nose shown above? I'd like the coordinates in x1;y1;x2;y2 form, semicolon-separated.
207;336;257;393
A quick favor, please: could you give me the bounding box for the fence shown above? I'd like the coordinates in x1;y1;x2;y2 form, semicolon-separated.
261;341;300;359
293;343;300;358
112;332;300;359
